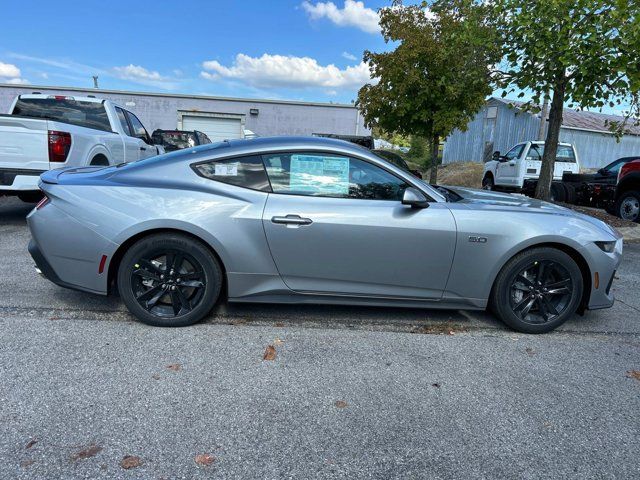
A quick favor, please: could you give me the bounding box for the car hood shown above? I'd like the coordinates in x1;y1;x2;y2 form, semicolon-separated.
445;186;565;211
444;186;619;237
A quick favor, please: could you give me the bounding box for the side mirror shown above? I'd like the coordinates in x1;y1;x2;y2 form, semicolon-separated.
402;187;429;208
492;151;501;160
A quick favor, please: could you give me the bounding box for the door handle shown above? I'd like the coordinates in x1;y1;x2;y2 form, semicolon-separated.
140;146;147;151
271;215;313;226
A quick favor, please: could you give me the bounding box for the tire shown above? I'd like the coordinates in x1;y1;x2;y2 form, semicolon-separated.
563;183;577;204
616;190;640;222
550;183;566;203
117;233;222;327
482;175;494;190
490;247;583;334
18;192;43;203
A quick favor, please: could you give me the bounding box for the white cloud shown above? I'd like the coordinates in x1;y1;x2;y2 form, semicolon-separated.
113;64;163;81
201;53;371;90
342;51;358;61
112;64;177;89
302;0;380;34
0;61;28;84
0;62;21;78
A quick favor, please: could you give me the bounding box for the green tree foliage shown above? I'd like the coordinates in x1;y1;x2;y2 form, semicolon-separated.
494;0;640;200
357;0;500;184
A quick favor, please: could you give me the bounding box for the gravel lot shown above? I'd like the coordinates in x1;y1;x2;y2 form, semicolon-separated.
1;196;639;479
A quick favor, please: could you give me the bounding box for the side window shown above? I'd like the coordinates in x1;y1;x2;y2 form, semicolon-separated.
115;107;132;136
505;144;524;160
262;153;409;201
125;111;150;142
193;155;271;192
198;132;212;144
556;146;576;163
526;144;543;160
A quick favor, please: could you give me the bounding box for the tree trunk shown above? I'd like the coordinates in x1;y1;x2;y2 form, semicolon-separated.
429;133;440;184
535;81;566;200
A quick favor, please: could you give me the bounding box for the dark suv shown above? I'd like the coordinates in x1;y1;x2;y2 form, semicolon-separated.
151;130;212;152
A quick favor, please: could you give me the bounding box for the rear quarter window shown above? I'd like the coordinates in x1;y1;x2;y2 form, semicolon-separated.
193;155;271;192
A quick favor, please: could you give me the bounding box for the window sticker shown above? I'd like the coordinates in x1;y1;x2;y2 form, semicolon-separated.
290;155;350;194
214;162;238;176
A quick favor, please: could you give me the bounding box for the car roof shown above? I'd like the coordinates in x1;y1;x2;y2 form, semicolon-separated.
18;93;104;103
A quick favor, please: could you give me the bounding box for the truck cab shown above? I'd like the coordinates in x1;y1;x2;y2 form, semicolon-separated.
483;141;580;192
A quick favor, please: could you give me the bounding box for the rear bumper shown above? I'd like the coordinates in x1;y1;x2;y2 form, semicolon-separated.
0;168;44;191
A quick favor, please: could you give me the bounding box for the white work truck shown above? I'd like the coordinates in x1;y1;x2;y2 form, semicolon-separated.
482;141;580;200
0;94;163;201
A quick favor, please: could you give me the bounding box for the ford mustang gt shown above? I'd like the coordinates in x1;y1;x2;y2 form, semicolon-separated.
27;137;622;333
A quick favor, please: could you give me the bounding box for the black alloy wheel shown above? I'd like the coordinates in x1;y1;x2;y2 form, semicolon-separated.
131;251;206;318
509;260;573;325
118;234;222;327
491;247;583;333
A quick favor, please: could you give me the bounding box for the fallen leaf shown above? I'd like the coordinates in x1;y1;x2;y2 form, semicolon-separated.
71;444;103;461
20;460;35;468
263;345;276;361
411;323;467;335
626;370;640;381
25;439;37;449
195;453;215;466
335;400;348;408
525;347;535;356
166;364;181;372
120;455;142;470
151;374;161;380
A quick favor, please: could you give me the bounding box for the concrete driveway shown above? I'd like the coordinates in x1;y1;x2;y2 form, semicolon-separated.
1;197;638;479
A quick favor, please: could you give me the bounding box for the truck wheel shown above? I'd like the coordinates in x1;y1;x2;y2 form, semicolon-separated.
550;183;566;203
616;191;640;222
482;175;494;190
563;183;577;204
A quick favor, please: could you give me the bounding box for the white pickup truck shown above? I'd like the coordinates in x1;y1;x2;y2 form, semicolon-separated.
482;141;580;199
0;94;163;201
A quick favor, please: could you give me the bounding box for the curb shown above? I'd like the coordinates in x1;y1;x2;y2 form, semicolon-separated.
618;227;640;242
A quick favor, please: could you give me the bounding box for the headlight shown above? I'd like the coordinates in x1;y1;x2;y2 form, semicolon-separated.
595;241;616;253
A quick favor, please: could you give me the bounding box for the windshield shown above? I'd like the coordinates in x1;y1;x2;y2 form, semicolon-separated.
12;98;111;132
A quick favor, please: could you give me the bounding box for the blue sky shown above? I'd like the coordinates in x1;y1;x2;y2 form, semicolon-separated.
0;0;393;104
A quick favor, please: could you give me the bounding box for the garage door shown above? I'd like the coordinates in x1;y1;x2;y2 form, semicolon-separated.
181;115;243;142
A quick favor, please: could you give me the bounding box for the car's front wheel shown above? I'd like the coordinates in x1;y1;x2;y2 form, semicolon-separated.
482;175;494;190
117;233;222;327
490;247;583;334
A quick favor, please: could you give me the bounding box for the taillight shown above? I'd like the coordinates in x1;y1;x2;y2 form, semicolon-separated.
48;130;72;163
35;195;50;210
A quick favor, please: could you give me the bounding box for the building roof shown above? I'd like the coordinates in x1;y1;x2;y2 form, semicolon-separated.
493;97;640;136
0;83;358;110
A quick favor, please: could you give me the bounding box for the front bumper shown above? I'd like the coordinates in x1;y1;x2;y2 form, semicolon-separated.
583;237;623;310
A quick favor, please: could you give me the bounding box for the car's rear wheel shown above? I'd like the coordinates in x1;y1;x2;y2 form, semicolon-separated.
482;175;494;190
616;190;640;222
117;233;222;327
490;247;583;334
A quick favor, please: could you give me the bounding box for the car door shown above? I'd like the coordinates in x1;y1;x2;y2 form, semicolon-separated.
114;107;139;162
124;110;156;160
495;143;525;186
261;152;457;299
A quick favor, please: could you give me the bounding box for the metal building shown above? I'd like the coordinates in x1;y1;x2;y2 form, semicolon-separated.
443;97;640;169
0;84;369;141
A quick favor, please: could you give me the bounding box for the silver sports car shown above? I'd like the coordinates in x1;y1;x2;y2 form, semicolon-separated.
27;137;622;333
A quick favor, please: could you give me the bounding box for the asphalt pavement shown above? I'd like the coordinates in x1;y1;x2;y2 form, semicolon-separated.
1;196;638;479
